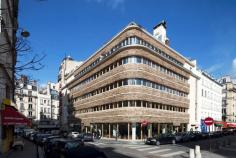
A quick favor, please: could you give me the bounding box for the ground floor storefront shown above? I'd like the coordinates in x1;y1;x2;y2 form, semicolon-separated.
83;122;187;140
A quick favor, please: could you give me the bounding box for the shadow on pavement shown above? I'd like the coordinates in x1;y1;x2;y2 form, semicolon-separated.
176;135;236;158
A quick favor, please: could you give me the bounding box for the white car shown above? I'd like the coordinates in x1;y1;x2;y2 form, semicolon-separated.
69;132;80;138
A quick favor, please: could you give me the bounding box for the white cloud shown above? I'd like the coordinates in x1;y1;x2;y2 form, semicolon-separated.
110;0;125;9
206;64;223;74
232;58;236;78
85;0;125;10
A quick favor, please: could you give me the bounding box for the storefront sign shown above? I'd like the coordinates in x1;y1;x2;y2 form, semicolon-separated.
1;105;31;126
141;120;149;126
204;117;214;126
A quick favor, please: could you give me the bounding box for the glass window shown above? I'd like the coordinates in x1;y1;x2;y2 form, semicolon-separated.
143;80;147;86
123;79;128;85
137;57;142;63
123;58;128;64
123;101;128;107
136;79;142;85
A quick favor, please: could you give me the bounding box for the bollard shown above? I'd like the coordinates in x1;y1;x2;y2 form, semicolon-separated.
195;145;201;158
189;149;195;158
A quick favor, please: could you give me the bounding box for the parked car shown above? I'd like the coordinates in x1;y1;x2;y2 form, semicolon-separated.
191;131;202;140
35;133;53;145
42;135;61;145
68;132;80;138
23;129;35;138
182;132;195;142
211;131;223;138
64;145;107;158
44;138;85;158
29;132;38;141
174;132;185;143
145;134;176;146
79;133;94;142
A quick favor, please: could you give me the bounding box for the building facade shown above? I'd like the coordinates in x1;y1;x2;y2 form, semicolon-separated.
58;56;83;131
199;72;222;132
37;82;59;121
15;76;38;120
14;77;60;125
220;76;236;123
48;82;60;120
187;61;223;132
68;22;193;140
0;0;19;153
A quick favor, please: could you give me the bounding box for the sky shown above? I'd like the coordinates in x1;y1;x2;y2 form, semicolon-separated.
18;0;236;85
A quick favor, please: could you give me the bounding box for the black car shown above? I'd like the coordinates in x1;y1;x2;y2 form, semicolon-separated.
145;134;176;146
35;133;53;145
61;144;107;158
191;131;202;140
79;133;94;142
44;138;84;158
182;132;195;142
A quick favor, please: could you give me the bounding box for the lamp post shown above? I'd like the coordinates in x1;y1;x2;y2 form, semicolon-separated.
3;27;30;38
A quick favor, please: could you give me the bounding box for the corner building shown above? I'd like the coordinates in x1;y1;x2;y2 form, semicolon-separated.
68;22;193;140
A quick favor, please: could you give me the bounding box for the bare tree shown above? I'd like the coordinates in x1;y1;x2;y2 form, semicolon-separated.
15;36;46;73
0;35;46;76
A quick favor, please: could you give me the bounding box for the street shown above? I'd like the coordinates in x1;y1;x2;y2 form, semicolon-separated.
3;135;236;158
89;135;236;158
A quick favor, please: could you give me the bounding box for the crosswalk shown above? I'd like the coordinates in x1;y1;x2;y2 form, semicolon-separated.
87;142;187;158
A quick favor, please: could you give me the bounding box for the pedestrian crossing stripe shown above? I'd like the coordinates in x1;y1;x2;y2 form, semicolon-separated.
160;151;186;157
137;147;160;151
129;145;151;149
148;149;171;154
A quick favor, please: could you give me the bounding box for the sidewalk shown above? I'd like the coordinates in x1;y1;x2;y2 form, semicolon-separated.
1;139;44;158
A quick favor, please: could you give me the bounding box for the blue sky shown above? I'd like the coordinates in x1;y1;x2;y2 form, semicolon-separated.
18;0;236;84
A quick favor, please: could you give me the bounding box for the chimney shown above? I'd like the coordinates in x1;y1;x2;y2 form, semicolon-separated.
153;20;169;45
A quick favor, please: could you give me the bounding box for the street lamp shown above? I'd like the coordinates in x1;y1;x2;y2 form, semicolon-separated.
3;27;30;38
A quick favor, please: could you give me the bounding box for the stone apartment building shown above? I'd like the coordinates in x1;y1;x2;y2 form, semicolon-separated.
67;21;193;140
187;61;222;132
220;76;236;123
37;82;60;121
58;56;83;131
15;76;38;120
14;76;60;123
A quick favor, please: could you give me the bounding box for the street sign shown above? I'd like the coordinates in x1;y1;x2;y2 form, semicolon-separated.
204;117;214;126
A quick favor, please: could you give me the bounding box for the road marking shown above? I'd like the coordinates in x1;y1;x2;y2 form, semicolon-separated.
160;151;186;157
148;149;171;154
129;145;151;149
137;147;160;151
87;142;105;146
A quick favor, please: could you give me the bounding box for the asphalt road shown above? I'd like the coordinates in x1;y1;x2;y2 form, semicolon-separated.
2;135;236;158
88;135;236;158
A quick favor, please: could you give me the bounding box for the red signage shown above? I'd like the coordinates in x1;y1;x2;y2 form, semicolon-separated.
204;117;214;126
141;120;149;126
1;106;31;126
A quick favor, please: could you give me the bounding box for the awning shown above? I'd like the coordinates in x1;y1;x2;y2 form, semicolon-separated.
227;122;236;128
1;106;31;126
214;121;226;127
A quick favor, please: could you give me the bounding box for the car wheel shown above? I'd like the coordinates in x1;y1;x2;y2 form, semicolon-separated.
156;141;160;146
172;140;176;145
